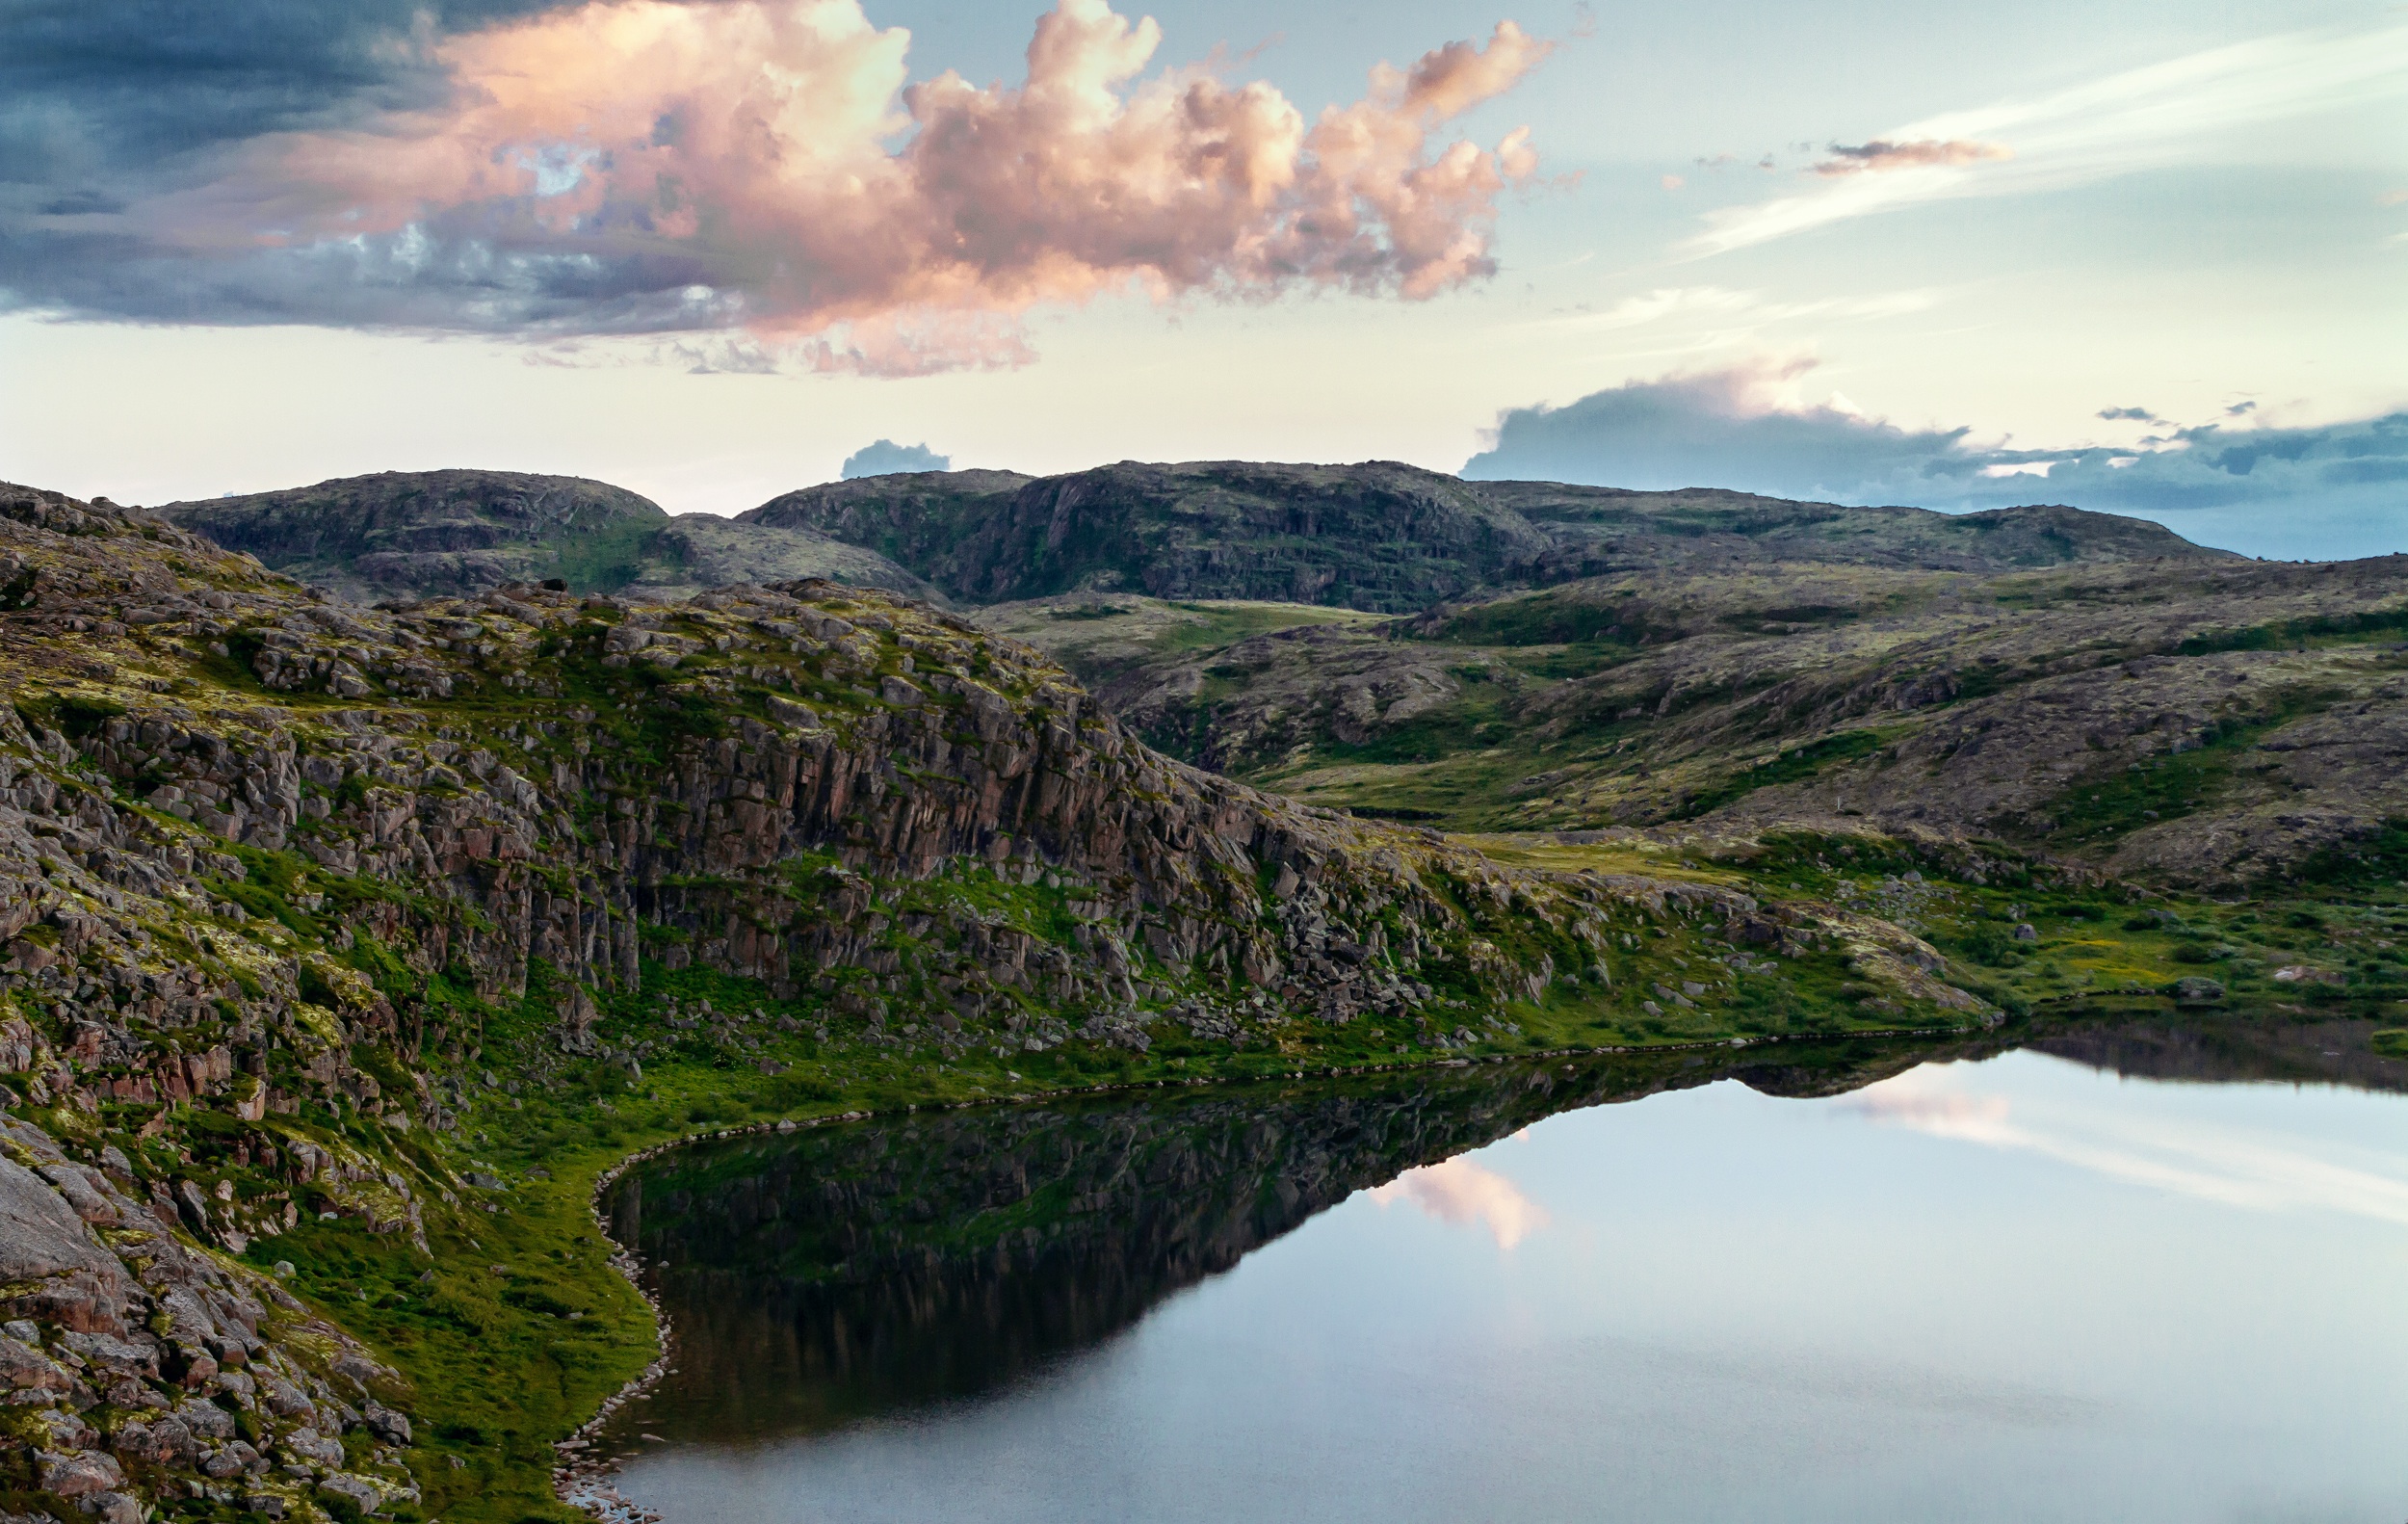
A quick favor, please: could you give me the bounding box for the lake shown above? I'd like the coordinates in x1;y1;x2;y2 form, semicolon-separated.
595;1021;2408;1523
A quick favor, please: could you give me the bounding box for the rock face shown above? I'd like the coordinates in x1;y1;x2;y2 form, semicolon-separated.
746;460;1549;611
747;461;2236;612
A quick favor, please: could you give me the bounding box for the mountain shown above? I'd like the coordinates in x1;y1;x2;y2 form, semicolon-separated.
157;469;935;605
748;461;2237;611
158;463;2235;618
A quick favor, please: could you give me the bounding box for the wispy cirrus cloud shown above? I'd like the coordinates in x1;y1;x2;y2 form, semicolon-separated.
0;0;1555;374
1809;138;2011;177
1368;1154;1550;1248
1684;20;2408;256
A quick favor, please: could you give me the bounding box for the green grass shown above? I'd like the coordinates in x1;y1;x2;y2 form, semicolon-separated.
2174;604;2408;657
1148;601;1374;655
2039;688;2340;847
1671;729;1889;821
531;519;668;595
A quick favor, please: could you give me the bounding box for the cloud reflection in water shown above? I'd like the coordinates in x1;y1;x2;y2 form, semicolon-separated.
1367;1155;1550;1248
1843;1072;2408;1227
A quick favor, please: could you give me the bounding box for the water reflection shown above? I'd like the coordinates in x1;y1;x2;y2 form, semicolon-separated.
1366;1154;1550;1248
600;1017;2399;1454
1846;1059;2408;1225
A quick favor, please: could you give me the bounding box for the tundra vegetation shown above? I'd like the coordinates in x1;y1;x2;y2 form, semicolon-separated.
0;469;2395;1522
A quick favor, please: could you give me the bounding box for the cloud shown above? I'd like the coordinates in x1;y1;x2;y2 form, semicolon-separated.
1842;1073;2408;1227
1367;1154;1549;1248
1462;358;2408;560
841;439;952;478
0;0;1554;374
1535;284;1938;344
1810;138;2011;176
1464;358;1976;500
1684;19;2408;256
2097;406;2161;422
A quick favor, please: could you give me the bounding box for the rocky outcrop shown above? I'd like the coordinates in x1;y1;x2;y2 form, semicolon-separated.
623;514;943;605
0;1115;416;1523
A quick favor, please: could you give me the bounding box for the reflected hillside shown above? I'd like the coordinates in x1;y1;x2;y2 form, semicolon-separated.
599;1037;1984;1446
2030;1016;2408;1093
599;1015;2408;1452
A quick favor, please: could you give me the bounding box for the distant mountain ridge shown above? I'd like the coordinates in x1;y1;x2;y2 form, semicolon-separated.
157;469;940;605
746;460;2237;612
160;461;2235;614
160;469;668;601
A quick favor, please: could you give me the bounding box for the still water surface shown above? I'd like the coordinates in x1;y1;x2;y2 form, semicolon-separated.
601;1025;2408;1522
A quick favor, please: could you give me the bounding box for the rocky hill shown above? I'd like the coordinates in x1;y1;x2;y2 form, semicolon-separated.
0;478;2059;1523
158;471;672;603
747;461;2236;611
156;471;935;606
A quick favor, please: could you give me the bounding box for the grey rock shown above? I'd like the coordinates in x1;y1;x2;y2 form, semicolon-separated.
0;1157;115;1283
280;1426;346;1467
34;1447;122;1497
0;1334;70;1392
318;1472;384;1512
362;1400;412;1445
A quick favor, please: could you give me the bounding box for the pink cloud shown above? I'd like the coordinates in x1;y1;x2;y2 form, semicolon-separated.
154;0;1552;372
1369;1154;1550;1248
1811;138;2013;176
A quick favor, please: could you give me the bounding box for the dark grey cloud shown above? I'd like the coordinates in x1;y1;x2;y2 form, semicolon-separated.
2097;406;2159;422
0;1;565;182
842;440;953;480
1463;366;2408;561
0;0;598;320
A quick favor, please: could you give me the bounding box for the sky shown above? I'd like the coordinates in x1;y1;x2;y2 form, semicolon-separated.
1;0;2403;558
